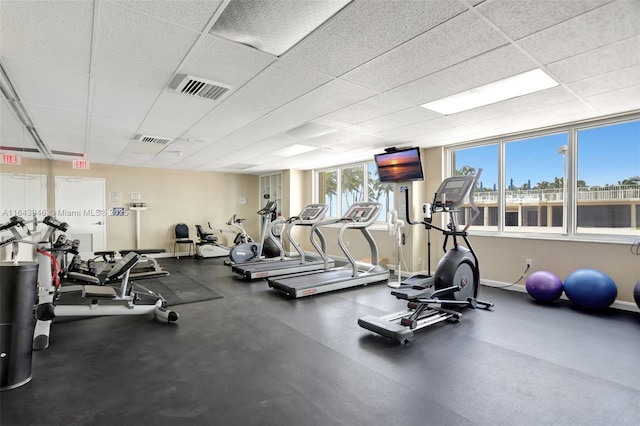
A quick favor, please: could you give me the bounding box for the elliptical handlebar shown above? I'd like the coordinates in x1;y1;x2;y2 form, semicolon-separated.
403;168;483;233
463;168;482;232
257;200;277;216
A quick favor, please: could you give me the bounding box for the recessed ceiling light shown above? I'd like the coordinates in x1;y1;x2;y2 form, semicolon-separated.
273;144;318;157
187;138;210;144
420;69;559;115
226;163;256;170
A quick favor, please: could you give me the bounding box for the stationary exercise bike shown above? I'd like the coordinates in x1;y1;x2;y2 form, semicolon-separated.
358;170;493;343
194;224;230;259
229;200;278;264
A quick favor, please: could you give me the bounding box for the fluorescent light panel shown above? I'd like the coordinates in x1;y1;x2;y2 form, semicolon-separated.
210;1;351;56
421;69;559;115
273;144;318;157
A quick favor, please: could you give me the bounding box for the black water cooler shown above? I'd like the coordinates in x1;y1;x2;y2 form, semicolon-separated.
0;262;38;391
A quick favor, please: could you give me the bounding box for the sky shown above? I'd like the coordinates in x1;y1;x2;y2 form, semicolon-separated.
454;120;640;189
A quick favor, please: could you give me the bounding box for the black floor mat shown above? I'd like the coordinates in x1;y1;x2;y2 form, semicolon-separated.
136;270;223;306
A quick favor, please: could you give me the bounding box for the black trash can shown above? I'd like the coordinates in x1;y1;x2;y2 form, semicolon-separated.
0;262;38;391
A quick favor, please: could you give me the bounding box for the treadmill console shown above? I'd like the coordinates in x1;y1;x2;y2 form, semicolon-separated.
343;202;380;223
295;204;329;223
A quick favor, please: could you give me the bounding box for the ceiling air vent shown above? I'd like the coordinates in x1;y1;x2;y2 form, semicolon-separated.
135;134;172;145
51;150;84;157
169;74;232;101
0;146;40;153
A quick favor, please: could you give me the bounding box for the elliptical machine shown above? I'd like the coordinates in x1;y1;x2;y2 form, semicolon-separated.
229;200;278;264
358;170;493;343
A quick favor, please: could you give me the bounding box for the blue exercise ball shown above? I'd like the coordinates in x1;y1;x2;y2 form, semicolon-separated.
633;280;640;310
564;268;617;310
525;271;563;302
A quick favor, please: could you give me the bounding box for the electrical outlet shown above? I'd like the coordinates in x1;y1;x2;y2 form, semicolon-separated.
525;259;532;268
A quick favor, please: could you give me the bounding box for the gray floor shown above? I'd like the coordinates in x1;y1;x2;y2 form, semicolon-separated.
2;256;639;426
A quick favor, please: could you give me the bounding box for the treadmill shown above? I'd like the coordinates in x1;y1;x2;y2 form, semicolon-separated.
231;204;335;279
267;202;390;298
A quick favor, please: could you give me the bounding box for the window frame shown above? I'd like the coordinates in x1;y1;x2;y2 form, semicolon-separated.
446;112;640;244
314;160;394;223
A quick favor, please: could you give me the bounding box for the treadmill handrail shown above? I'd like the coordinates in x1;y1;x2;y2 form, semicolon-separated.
309;202;383;272
285;203;329;264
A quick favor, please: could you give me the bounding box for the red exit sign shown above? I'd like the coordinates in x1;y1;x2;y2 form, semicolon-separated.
72;159;90;170
1;153;21;165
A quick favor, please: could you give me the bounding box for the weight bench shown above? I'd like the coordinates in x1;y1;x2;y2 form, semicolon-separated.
35;251;179;350
90;248;168;277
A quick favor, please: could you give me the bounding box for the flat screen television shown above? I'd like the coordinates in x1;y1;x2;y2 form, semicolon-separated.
374;147;424;183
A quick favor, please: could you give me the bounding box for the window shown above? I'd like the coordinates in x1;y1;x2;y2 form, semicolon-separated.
341;165;364;216
504;132;568;234
448;114;640;241
316;161;394;221
317;169;338;217
452;144;498;231
576;120;640;236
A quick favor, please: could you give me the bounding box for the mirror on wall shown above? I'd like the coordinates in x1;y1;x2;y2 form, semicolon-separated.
0;79;49;260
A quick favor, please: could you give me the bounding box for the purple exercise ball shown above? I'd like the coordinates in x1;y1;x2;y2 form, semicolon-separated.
525;271;564;302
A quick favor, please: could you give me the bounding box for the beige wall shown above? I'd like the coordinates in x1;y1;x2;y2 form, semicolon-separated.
3;154;639;306
416;147;639;306
2;158;259;253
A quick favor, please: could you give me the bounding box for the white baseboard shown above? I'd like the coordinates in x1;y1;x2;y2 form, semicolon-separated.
481;279;640;313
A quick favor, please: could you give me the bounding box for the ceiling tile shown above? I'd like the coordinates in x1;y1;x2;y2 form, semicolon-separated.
85;151;120;164
583;85;640;115
93;1;200;88
27;104;87;135
136;121;185;140
39;130;86;154
274;79;378;124
477;0;613;40
182;103;266;142
283;0;466;76
224;60;332;114
387;44;538;106
180;35;275;89
342;11;508;92
568;65;640;98
91;79;161;122
0;0;93;73
447;86;578;126
0;0;638;174
113;0;223;32
90;116;143;141
317;93;415;128
116;153;154;166
3;58;89;112
346;107;440;135
1;99;31;147
87;135;131;155
143;91;217;130
517;0;640;64
547;36;640;83
377;117;456;142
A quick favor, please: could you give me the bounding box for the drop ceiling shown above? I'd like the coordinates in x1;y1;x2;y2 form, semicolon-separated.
1;0;638;175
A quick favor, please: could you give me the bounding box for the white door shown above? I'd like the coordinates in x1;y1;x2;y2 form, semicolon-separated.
0;173;48;261
55;176;106;259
